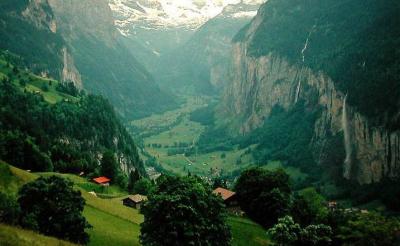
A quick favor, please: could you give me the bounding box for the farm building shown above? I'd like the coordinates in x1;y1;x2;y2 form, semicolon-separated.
122;194;148;209
213;187;242;215
213;187;237;207
92;176;111;186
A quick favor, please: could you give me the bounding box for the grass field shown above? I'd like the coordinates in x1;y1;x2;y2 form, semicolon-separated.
84;206;141;246
261;161;308;183
38;172;129;198
229;216;270;246
131;96;208;137
137;99;307;183
134;96;257;177
0;224;76;246
0;162;269;246
0;55;78;104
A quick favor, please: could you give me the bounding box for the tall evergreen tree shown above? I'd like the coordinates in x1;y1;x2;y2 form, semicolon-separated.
100;150;119;183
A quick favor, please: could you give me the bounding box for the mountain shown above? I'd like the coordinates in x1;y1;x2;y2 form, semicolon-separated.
109;0;264;31
0;0;65;82
217;0;400;185
0;51;145;176
155;2;262;94
108;0;264;73
0;0;175;119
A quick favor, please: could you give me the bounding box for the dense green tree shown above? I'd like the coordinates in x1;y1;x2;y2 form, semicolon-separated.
268;216;301;246
0;192;20;225
100;150;119;184
253;188;290;228
291;188;329;226
212;177;228;189
268;216;332;246
56;81;80;97
337;212;400;246
41;83;49;92
0;72;144;176
299;224;332;246
18;176;90;244
140;175;231;246
291;194;315;226
128;169;141;192
235;168;291;227
133;179;154;196
0;131;53;172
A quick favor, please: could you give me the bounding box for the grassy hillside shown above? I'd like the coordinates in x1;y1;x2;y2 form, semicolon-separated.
0;162;269;245
0;51;145;176
229;216;269;246
0;223;76;246
0;52;77;104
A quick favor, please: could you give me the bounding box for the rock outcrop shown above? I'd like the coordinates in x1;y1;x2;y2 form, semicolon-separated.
46;0;175;119
220;38;400;185
61;47;82;88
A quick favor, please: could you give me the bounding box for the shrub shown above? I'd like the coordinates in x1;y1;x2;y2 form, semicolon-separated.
18;176;90;244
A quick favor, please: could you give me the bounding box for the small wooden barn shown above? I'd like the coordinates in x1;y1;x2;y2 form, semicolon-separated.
213;187;237;207
122;194;148;209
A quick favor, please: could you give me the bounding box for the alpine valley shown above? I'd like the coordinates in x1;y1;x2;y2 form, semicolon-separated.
1;0;400;245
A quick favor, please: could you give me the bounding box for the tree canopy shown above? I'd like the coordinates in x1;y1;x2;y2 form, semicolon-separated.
140;175;231;246
18;176;90;244
235;168;291;227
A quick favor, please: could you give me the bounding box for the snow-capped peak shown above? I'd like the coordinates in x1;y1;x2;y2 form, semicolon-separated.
109;0;264;35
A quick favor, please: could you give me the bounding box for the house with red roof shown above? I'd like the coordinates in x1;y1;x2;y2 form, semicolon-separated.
213;187;238;207
92;176;110;186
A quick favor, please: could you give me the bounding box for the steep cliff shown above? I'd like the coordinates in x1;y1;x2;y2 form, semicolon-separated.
156;2;261;94
47;0;175;119
220;0;400;184
0;52;145;176
0;0;63;78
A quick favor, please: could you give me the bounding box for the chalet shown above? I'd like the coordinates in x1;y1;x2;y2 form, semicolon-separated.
122;194;148;209
328;201;338;211
92;176;110;186
213;187;238;207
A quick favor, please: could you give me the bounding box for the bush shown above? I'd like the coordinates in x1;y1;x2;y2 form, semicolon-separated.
18;176;91;244
0;131;53;172
133;179;155;196
235;168;291;228
268;216;332;246
0;192;20;225
337;212;400;246
41;83;49;92
140;175;231;245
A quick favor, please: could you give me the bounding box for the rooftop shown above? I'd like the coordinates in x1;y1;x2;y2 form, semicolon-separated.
124;194;148;203
93;176;111;184
213;187;236;201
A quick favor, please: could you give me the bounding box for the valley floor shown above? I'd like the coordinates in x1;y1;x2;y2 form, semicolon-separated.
130;96;307;184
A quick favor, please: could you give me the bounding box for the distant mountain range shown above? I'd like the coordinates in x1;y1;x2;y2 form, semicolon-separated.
108;0;264;34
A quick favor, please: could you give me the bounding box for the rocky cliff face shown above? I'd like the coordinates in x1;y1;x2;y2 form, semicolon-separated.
47;0;117;45
0;0;83;86
46;0;175;119
61;47;82;88
22;0;57;33
220;1;400;184
156;2;261;94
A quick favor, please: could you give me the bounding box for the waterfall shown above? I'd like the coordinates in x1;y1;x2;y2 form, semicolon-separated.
342;94;352;179
295;79;301;103
301;36;310;63
301;24;317;63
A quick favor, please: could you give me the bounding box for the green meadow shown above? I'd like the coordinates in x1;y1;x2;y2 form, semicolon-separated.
0;162;269;245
